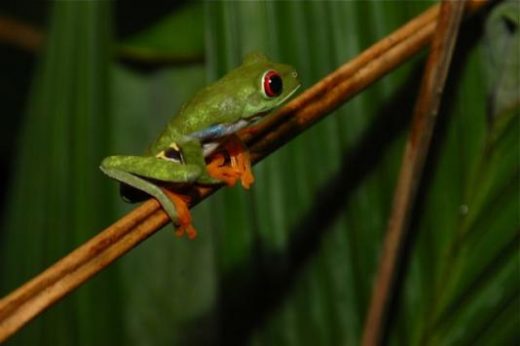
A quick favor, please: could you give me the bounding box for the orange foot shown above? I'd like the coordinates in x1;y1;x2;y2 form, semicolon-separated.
206;154;242;186
161;188;197;239
207;135;255;189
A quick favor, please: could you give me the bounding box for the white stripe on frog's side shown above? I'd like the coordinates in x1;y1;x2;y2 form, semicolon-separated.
194;119;253;158
202;142;220;157
164;116;262;161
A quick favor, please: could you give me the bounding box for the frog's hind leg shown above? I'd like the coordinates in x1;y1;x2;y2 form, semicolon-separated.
100;165;181;223
161;188;197;239
101;155;201;182
100;155;202;238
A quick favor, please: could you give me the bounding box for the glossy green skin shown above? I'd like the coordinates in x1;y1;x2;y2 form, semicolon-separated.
100;52;300;224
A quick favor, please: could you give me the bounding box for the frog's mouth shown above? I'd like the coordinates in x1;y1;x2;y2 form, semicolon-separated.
277;83;301;105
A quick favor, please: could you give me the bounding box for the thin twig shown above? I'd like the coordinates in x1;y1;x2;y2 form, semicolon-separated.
0;16;43;52
361;1;468;345
0;1;486;342
0;16;205;65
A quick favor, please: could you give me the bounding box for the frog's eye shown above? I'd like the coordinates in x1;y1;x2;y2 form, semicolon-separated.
262;70;283;98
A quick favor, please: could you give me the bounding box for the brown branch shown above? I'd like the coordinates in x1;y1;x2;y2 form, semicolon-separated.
0;1;486;342
0;15;205;66
361;1;469;345
0;16;43;52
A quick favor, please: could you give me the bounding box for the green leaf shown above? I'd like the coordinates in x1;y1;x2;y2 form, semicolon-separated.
118;3;205;63
0;2;122;345
484;0;520;123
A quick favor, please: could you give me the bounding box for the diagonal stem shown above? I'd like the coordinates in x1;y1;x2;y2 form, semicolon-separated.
361;1;468;345
0;1;486;342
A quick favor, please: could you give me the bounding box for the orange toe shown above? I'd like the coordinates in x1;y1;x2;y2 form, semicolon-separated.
236;147;254;189
225;136;255;189
185;225;197;240
207;153;241;186
161;188;197;239
206;135;255;189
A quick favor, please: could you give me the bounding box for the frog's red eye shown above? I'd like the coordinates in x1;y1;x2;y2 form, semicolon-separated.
262;70;283;98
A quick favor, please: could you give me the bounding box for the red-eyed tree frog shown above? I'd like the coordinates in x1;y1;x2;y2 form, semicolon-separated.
100;52;300;239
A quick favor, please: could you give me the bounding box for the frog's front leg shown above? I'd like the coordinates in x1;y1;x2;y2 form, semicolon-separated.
100;155;201;238
207;135;255;189
181;139;241;185
224;134;254;188
182;137;255;187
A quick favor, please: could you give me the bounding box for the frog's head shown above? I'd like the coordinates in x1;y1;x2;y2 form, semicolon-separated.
238;52;300;119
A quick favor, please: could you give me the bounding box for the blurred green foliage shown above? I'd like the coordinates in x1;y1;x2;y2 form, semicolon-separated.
0;1;517;345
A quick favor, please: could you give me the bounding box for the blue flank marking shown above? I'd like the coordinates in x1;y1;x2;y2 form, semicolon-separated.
191;124;228;140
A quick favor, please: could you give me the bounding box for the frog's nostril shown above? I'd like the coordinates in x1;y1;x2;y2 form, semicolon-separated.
292;71;298;78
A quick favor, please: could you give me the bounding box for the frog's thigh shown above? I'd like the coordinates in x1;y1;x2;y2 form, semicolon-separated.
100;166;179;222
101;155;201;182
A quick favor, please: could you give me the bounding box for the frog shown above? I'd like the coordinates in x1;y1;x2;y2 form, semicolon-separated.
100;52;300;239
